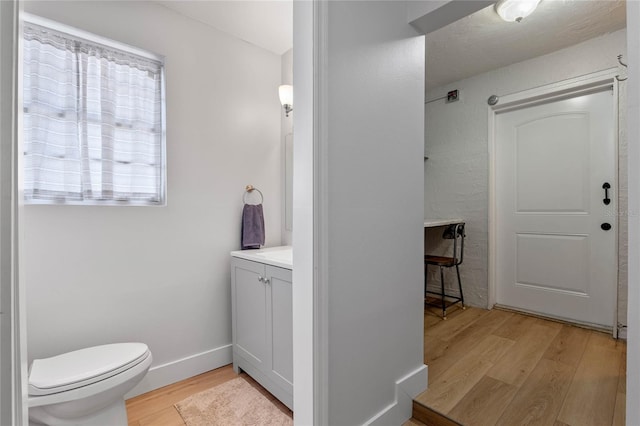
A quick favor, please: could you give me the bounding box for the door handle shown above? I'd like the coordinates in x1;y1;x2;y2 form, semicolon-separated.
601;223;612;231
603;182;611;205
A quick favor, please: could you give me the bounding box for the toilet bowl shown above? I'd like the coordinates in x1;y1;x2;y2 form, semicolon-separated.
28;343;152;426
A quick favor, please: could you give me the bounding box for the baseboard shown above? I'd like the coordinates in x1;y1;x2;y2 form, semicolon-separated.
125;344;232;399
364;364;428;426
494;304;614;334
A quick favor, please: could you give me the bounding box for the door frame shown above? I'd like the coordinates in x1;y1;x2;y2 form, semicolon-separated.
1;0;27;423
487;68;620;336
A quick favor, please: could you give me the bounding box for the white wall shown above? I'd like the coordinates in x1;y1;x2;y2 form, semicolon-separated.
281;48;293;246
291;2;314;423
626;1;640;423
0;2;13;422
1;1;27;424
424;30;628;320
22;1;282;394
321;2;427;424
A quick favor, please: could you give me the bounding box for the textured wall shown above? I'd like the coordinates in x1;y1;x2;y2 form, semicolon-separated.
617;69;628;331
424;29;628;327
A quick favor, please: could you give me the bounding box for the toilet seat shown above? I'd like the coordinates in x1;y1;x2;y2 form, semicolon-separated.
29;343;150;396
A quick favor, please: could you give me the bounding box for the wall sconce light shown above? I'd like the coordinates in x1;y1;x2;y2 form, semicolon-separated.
495;0;541;23
279;85;293;117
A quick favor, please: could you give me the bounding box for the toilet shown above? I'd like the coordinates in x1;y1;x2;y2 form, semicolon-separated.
28;343;152;426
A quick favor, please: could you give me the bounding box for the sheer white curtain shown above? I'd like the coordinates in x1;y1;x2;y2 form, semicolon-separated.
23;22;164;204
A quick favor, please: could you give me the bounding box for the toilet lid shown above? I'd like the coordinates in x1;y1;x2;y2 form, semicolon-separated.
29;343;149;396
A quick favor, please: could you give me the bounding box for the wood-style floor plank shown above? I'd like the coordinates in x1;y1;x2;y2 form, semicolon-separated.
125;365;236;424
426;309;513;382
466;308;515;332
412;401;462;426
589;329;623;350
424;312;445;330
486;321;560;387
403;418;427;426
542;324;590;366
612;391;626;426
491;313;538;340
557;332;623;426
447;376;517;426
614;348;627;426
494;358;574;426
417;308;627;426
424;335;447;366
618;345;627;394
125;364;294;425
417;357;494;414
137;407;185;426
416;334;514;413
125;307;627;426
424;307;487;342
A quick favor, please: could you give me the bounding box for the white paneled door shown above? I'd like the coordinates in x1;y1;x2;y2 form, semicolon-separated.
495;87;616;328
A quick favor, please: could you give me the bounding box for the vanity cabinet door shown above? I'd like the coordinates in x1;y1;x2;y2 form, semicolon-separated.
232;259;268;369
266;265;293;391
231;257;293;409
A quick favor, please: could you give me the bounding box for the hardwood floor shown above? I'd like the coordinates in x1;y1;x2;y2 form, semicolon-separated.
125;365;292;426
127;306;624;426
415;306;627;426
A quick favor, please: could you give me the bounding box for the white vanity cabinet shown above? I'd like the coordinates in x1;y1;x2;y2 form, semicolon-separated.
230;249;293;410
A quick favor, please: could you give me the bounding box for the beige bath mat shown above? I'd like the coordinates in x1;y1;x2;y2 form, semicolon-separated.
175;377;293;426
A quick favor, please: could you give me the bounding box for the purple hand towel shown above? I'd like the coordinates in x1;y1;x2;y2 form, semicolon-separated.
241;204;265;249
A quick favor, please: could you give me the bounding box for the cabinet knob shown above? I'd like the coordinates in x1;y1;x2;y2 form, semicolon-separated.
258;276;264;282
265;279;271;285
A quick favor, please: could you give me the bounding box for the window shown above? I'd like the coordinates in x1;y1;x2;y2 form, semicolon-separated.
23;16;166;205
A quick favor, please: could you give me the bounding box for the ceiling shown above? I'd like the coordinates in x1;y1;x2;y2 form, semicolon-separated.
426;0;626;90
158;0;292;56
157;1;625;88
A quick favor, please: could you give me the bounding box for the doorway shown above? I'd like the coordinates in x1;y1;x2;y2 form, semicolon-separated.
422;2;627;331
425;2;631;424
492;74;618;330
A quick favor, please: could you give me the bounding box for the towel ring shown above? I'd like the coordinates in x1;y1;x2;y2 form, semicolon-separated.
243;185;264;204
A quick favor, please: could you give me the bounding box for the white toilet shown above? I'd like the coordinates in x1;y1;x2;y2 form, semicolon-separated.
28;343;152;426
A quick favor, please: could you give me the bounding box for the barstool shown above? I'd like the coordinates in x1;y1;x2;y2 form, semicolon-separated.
424;222;465;319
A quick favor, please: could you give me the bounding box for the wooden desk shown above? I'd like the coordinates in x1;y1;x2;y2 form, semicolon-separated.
424;219;465;253
424;218;464;228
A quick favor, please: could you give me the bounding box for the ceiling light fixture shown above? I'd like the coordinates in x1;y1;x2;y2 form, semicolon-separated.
278;85;293;117
495;0;541;23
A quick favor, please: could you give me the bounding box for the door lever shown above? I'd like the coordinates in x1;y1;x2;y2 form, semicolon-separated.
603;182;611;205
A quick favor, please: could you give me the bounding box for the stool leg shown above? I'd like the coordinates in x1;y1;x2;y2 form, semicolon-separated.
440;266;446;319
456;264;465;309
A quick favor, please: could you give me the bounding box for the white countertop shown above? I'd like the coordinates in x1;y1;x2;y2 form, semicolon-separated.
231;245;292;270
424;218;464;228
